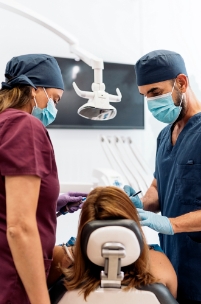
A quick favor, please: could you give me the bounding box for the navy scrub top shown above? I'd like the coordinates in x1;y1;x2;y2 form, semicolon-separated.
155;112;201;301
0;109;60;303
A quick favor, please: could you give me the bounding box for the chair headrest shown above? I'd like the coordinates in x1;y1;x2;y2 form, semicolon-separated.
81;219;144;267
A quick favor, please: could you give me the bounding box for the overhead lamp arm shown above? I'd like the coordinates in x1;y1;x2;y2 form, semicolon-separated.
0;1;102;66
0;0;122;120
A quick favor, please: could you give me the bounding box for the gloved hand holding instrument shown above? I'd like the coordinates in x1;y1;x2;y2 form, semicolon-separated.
56;192;87;217
124;185;174;235
123;185;143;209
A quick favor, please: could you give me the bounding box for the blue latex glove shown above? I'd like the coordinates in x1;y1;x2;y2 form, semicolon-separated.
56;192;88;213
137;209;174;235
123;185;143;209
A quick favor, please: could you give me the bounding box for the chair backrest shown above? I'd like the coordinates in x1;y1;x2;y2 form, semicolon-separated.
58;284;177;304
50;219;179;304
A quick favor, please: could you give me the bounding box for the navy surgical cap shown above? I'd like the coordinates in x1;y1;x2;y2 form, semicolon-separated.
1;54;64;90
135;50;188;86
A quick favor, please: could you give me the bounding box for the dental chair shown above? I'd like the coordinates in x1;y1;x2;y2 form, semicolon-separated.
49;219;178;304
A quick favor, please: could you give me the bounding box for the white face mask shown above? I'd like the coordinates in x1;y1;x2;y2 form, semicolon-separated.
32;88;58;126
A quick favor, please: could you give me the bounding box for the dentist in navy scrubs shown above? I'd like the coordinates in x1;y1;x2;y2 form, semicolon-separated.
125;50;201;304
0;54;86;304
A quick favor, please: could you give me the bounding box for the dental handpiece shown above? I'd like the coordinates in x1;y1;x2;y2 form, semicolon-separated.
132;190;142;197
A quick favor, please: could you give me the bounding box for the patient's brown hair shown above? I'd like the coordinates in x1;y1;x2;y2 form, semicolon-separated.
63;186;158;299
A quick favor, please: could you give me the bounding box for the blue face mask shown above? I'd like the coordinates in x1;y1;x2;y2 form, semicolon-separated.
32;88;58;126
146;82;183;124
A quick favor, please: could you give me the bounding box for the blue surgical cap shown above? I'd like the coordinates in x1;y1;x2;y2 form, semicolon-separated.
135;50;188;86
1;54;64;90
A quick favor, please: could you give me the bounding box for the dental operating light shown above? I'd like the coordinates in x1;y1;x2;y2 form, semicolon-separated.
0;0;122;120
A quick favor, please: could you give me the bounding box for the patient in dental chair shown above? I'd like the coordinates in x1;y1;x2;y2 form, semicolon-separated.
48;186;177;299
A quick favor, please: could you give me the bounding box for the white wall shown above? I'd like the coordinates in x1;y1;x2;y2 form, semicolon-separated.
1;0;201;244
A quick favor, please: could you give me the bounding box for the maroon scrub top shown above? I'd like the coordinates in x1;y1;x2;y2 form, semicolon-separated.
0;109;60;303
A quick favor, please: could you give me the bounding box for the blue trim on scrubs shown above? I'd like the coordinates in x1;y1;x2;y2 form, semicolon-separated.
59;236;76;247
155;113;201;301
149;244;164;253
66;237;76;247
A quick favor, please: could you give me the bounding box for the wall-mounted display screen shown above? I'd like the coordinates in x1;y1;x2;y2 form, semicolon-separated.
48;57;144;129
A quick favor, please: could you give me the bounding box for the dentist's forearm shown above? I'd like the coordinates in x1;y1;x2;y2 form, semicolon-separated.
142;178;160;212
169;210;201;233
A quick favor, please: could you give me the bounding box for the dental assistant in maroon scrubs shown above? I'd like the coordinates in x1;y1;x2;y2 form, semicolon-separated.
0;54;64;304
